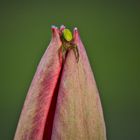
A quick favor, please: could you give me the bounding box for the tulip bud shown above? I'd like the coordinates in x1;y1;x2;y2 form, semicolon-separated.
14;25;106;140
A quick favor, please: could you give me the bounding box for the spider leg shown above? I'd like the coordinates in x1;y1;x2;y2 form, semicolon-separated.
62;44;67;62
60;42;79;63
73;45;79;62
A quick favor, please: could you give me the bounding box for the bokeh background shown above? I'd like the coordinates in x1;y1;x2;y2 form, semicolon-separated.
0;1;140;140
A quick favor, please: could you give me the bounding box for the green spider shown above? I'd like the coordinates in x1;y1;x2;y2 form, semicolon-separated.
60;28;79;62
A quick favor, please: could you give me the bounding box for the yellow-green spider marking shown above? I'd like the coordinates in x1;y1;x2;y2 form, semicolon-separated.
62;29;73;42
61;28;79;62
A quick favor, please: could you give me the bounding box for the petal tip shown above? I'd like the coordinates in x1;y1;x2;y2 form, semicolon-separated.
60;25;65;31
73;27;79;42
51;25;62;46
51;25;60;36
74;27;78;31
51;25;59;31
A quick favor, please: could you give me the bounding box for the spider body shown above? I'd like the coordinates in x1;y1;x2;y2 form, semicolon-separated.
61;29;79;62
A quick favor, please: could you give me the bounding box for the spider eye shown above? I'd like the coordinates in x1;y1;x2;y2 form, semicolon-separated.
62;29;73;42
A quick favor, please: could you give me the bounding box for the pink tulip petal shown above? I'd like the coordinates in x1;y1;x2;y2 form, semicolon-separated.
14;26;63;140
51;28;106;140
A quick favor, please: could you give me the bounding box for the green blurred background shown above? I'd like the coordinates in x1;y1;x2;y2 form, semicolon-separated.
0;1;140;140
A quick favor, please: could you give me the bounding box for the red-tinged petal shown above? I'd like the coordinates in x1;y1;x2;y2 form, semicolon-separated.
14;26;63;140
60;25;65;32
51;28;106;140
